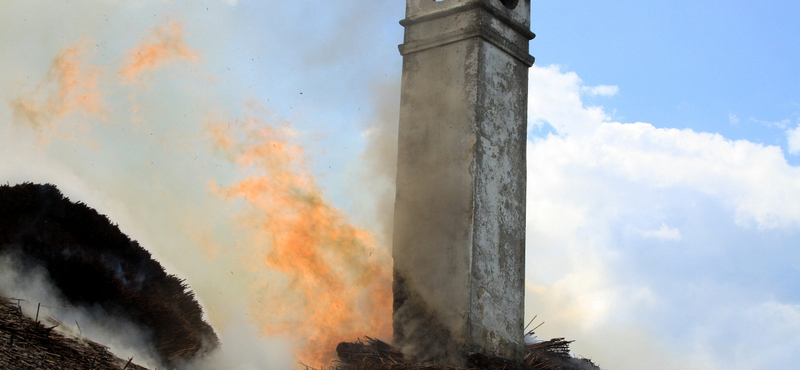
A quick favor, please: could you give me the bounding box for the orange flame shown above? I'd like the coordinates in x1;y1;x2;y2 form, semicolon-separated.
119;22;199;83
10;41;106;135
14;20;392;368
208;106;392;367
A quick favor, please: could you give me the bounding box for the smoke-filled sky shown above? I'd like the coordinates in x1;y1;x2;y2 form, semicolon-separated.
1;1;799;370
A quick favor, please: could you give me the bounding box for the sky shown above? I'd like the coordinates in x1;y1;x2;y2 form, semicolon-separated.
0;1;799;369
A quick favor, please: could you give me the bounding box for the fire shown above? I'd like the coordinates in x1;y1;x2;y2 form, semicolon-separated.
9;40;106;137
8;18;392;368
208;106;393;367
119;22;199;83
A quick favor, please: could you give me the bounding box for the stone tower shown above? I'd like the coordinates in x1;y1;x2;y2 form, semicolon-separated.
392;0;534;366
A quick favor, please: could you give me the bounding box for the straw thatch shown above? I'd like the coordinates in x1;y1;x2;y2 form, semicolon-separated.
0;297;150;370
332;337;602;370
0;183;218;366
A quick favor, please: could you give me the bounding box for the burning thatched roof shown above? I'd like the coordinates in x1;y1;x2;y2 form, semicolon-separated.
0;297;150;370
333;337;602;370
0;183;218;366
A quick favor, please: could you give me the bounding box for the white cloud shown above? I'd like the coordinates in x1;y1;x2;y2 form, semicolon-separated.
581;84;619;97
750;117;791;129
528;65;609;136
729;113;740;125
638;224;681;241
360;125;379;139
787;123;800;155
525;64;800;370
528;102;800;229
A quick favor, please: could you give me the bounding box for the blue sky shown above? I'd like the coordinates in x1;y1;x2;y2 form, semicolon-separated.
0;1;798;369
533;0;800;155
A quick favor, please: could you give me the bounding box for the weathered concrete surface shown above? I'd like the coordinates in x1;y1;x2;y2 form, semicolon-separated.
392;0;533;366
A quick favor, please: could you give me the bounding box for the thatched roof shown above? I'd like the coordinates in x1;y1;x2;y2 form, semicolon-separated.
0;297;150;370
333;337;602;370
0;183;218;366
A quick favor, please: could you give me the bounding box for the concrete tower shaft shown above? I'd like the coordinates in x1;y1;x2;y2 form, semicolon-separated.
392;0;533;366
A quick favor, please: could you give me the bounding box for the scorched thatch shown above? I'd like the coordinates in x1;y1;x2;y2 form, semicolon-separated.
0;297;150;370
333;337;602;370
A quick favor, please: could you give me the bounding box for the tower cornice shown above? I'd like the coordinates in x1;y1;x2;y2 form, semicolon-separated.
399;0;535;66
400;0;535;40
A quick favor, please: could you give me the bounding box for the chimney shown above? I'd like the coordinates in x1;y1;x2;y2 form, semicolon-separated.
392;0;534;366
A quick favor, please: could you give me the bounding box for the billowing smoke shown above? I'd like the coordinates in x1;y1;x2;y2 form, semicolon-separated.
350;81;400;248
1;6;396;369
0;250;163;368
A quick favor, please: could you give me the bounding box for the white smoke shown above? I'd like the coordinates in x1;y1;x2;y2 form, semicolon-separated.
0;249;162;368
183;309;295;370
0;1;402;368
